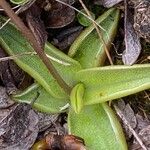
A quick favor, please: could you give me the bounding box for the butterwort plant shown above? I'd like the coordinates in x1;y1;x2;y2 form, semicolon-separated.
1;8;150;150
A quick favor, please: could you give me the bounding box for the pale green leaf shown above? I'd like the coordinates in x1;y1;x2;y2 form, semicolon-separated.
10;0;29;5
76;65;150;105
0;17;82;99
12;83;69;113
77;9;95;27
68;8;127;150
68;103;127;150
68;8;120;68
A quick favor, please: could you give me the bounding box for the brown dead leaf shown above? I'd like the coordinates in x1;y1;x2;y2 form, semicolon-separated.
94;0;123;7
134;0;150;43
0;47;17;94
122;2;141;65
52;26;83;50
0;86;14;109
45;0;75;28
131;114;150;150
9;61;33;90
0;104;39;150
33;134;86;150
26;4;48;49
116;100;137;138
38;112;59;132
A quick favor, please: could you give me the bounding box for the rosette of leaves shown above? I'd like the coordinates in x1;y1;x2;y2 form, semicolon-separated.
1;8;150;149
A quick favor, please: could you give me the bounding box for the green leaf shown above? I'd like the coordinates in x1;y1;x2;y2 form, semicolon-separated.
70;83;84;114
76;64;150;105
10;0;29;5
68;103;127;150
77;9;95;27
12;83;69;113
0;16;82;113
68;8;120;68
68;8;127;150
0;17;82;99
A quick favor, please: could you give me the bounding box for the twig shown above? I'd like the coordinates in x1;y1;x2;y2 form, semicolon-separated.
0;6;22;30
77;0;113;65
0;0;71;95
0;4;20;11
113;104;148;150
0;0;36;30
0;52;36;62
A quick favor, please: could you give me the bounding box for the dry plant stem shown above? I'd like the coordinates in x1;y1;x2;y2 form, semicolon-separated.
78;0;113;65
0;4;20;11
113;104;148;150
0;52;36;62
0;0;36;30
0;6;22;30
0;0;71;95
